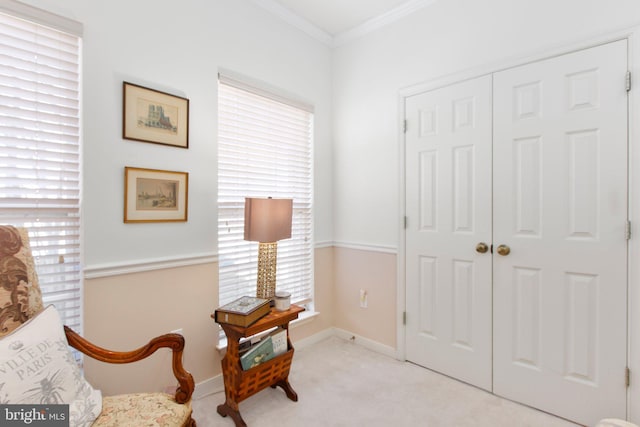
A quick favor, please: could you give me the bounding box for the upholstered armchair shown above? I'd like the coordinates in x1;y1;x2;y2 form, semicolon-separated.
0;225;196;426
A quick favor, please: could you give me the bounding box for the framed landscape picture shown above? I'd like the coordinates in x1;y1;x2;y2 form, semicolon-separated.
124;167;189;223
123;82;189;148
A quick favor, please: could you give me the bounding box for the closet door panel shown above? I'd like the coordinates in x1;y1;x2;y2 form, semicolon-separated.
492;40;628;427
405;75;493;391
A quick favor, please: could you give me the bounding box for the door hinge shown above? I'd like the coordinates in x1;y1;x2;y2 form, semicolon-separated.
403;311;407;325
626;367;631;387
627;71;632;92
404;216;408;229
403;119;407;133
626;220;631;240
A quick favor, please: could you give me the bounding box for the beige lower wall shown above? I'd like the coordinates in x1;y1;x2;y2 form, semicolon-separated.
333;247;397;348
290;246;335;342
83;262;219;396
83;246;337;395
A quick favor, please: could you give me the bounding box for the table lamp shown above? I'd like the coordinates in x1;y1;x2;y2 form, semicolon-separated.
244;197;293;300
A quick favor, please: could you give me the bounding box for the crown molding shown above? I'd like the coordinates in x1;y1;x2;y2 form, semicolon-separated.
251;0;333;46
252;0;437;48
333;0;438;47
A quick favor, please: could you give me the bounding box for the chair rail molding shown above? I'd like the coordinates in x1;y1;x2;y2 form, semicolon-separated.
333;241;398;254
83;252;218;279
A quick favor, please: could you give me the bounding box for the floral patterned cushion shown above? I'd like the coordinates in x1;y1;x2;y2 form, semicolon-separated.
0;225;44;337
92;392;192;427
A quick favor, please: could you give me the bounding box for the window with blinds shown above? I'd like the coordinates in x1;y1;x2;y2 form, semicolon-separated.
0;7;82;332
217;73;313;311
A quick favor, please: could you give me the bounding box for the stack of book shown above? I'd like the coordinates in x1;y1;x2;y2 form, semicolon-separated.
215;296;271;327
239;327;288;370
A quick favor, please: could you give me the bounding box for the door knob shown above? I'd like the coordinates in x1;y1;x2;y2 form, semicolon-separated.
475;242;489;254
496;244;511;256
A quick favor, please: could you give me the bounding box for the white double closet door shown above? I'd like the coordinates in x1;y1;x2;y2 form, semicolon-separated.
405;40;628;426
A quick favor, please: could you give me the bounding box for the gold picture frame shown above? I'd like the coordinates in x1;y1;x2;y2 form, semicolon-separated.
123;82;189;148
124;167;188;223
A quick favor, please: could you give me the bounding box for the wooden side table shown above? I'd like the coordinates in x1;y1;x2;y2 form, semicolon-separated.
212;304;305;427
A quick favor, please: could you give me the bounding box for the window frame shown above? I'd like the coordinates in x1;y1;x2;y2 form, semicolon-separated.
217;71;314;316
0;3;83;332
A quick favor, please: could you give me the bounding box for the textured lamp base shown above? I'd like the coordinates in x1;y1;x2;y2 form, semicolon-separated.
256;242;278;299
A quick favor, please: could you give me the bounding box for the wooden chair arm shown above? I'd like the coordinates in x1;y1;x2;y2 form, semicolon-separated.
64;326;195;404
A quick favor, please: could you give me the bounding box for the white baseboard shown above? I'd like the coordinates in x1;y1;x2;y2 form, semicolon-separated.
331;327;398;359
193;326;398;400
292;327;335;350
193;374;224;400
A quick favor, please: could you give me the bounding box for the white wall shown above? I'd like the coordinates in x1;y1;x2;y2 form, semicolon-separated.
20;0;333;268
11;0;334;395
16;0;640;410
332;0;640;249
331;0;640;422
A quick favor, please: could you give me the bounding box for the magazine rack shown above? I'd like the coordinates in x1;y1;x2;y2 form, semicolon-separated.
213;304;305;427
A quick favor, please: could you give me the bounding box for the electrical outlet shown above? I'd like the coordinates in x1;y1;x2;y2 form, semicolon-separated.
171;328;183;335
359;289;368;308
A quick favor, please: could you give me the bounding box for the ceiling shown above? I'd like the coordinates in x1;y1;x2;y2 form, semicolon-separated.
273;0;411;35
252;0;438;46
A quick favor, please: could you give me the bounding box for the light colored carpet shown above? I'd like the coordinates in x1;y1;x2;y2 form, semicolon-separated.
192;336;581;427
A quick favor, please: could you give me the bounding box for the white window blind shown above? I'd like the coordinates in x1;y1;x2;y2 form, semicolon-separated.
218;73;313;310
0;10;82;332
